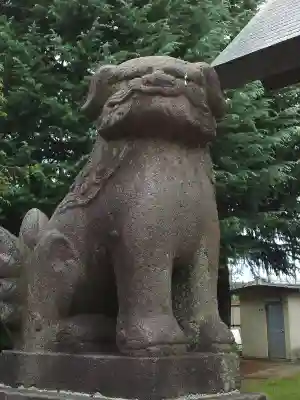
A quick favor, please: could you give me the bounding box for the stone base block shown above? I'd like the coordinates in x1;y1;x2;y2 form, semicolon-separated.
0;350;241;399
0;386;268;400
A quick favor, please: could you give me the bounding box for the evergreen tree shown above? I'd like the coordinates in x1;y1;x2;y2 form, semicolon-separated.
0;0;231;233
1;0;300;299
0;70;9;194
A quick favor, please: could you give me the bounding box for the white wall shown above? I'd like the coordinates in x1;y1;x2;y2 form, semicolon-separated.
231;303;241;327
287;293;300;360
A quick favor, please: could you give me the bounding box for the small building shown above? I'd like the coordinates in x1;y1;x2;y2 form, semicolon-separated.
231;281;300;360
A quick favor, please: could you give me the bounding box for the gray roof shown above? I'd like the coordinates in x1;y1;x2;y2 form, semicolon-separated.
213;0;300;66
230;280;300;294
212;0;300;90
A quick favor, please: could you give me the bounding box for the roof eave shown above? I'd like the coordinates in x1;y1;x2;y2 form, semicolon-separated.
212;36;300;90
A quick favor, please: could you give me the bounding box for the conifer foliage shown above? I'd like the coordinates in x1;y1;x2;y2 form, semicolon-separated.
1;0;300;277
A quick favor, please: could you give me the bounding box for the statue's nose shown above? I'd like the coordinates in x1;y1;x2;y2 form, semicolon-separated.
142;72;175;87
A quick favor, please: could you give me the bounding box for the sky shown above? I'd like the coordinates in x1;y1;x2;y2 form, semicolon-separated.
231;262;300;284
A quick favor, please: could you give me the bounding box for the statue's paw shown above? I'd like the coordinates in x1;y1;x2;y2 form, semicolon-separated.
181;315;235;353
56;314;117;353
117;314;188;356
23;314;118;354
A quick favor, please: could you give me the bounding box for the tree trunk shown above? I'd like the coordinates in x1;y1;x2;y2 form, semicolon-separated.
217;260;231;328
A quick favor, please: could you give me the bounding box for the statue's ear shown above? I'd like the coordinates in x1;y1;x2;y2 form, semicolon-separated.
194;62;227;120
81;65;116;121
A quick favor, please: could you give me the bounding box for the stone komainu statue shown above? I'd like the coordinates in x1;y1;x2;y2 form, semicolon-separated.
0;56;233;355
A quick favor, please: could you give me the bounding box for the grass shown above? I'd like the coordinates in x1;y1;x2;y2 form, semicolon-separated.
242;375;300;400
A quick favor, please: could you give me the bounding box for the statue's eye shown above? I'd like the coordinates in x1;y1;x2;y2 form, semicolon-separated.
114;65;154;82
162;66;184;79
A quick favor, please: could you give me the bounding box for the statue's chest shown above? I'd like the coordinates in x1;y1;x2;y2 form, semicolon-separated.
141;147;215;192
117;149;218;235
55;142;215;215
116;146;216;217
145;163;213;206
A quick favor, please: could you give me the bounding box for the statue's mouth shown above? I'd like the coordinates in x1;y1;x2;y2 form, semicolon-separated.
82;57;224;145
98;72;215;143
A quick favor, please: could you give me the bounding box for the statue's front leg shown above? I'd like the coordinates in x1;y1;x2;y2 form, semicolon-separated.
112;234;187;356
173;230;234;352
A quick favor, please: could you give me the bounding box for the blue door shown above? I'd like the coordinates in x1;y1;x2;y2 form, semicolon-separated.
266;302;286;359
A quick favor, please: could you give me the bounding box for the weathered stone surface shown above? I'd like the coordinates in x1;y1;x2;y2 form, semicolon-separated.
0;207;49;336
0;227;21;280
0;56;268;400
0;386;267;400
15;56;234;357
19;208;49;251
0;351;239;399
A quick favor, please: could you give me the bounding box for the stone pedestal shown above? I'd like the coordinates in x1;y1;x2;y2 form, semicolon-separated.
0;387;267;400
0;351;267;400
